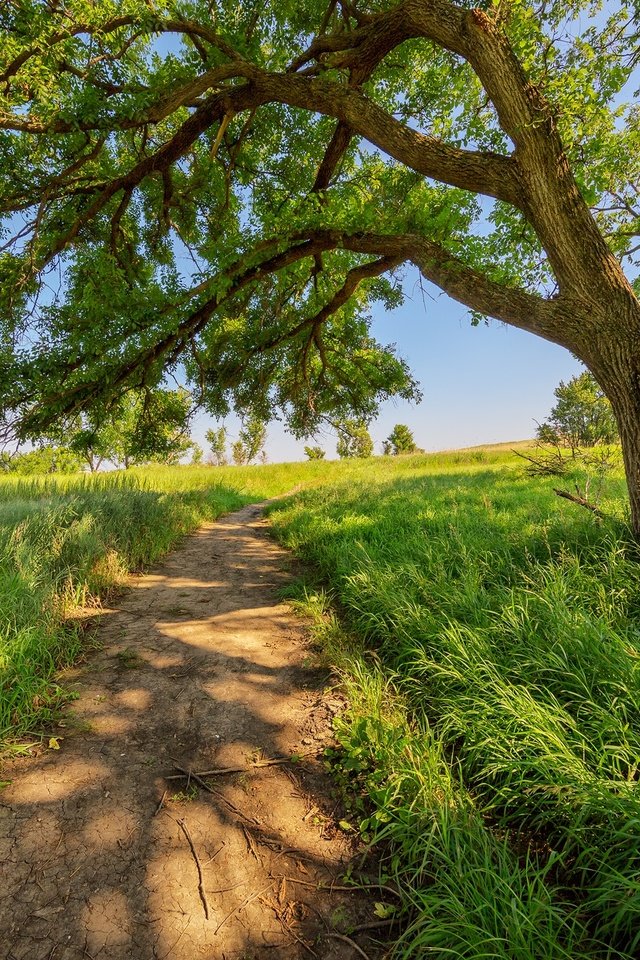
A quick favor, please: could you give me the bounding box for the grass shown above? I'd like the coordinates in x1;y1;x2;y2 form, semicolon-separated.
268;450;638;958
0;461;330;742
2;447;638;957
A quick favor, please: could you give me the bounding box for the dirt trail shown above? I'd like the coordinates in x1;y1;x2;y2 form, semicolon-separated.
0;503;385;960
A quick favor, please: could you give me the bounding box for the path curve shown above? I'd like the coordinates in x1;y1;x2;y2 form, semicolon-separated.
1;503;382;959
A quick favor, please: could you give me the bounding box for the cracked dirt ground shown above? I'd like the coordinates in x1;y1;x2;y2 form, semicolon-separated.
0;503;386;959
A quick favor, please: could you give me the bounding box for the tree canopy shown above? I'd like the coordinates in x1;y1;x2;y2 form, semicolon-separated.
538;371;619;449
336;418;374;457
1;1;640;520
383;423;418;455
52;387;194;469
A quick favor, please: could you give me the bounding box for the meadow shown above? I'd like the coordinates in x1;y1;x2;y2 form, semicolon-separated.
268;450;637;959
0;461;326;741
1;448;637;958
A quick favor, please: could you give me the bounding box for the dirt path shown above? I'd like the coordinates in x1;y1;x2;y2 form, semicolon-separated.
0;503;385;960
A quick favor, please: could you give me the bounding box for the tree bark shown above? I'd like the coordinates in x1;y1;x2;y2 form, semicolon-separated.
587;310;640;538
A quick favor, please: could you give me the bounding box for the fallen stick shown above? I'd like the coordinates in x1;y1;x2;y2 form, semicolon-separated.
213;881;274;935
169;759;259;825
153;789;167;817
192;752;318;778
553;487;603;515
324;932;371;960
242;825;262;863
285;925;319;958
176;818;209;921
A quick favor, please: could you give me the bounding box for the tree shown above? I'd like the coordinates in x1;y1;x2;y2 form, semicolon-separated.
538;372;619;449
227;415;267;465
336;419;374;459
0;443;83;475
205;426;228;466
238;415;267;464
383;424;418;455
63;388;193;469
304;445;326;460
2;3;640;528
231;440;246;466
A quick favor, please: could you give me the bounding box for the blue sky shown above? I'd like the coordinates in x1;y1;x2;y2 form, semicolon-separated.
192;267;583;461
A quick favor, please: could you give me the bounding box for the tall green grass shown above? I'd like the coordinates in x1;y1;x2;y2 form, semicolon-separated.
0;462;332;742
270;454;637;957
3;448;638;957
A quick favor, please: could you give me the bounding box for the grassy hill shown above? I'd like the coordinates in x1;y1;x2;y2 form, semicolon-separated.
1;449;636;957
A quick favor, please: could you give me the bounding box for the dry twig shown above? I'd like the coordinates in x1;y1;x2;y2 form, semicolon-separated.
176;818;210;920
324;932;371;959
213;881;275;935
169;759;259;824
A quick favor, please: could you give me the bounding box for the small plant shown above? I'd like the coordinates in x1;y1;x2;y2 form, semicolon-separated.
116;647;142;669
170;784;198;803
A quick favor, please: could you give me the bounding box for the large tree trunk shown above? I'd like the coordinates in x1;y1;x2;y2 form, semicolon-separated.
604;382;640;540
587;303;640;539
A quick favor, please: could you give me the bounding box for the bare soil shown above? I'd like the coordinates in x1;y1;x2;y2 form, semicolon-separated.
0;503;387;960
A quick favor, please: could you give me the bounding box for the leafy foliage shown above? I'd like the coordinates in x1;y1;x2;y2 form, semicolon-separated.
0;0;637;446
0;444;83;475
304;445;326;460
58;388;194;469
382;423;418;455
205;426;228;466
336;419;374;458
538;371;619;448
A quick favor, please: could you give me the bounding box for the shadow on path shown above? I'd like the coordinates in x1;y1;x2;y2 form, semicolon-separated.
0;503;384;959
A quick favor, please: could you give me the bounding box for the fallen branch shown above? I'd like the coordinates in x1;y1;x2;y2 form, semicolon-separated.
176;818;210;920
169;759;260;824
324;932;371;959
213;881;274;935
190;752;318;777
153;789;167;817
242;825;262;863
553;487;603;516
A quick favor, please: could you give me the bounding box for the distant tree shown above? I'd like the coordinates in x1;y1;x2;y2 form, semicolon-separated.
49;387;194;470
64;416;121;472
304;445;326;460
336;420;374;459
231;440;246;466
238;415;267;464
225;416;267;466
205;426;228;466
190;443;204;465
538;372;619;449
1;443;83;475
383;424;418;455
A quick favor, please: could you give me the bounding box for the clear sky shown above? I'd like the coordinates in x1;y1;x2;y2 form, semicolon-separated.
192;266;583;462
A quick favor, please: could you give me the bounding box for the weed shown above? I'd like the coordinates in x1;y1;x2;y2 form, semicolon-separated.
116;647;142;669
170;785;198;803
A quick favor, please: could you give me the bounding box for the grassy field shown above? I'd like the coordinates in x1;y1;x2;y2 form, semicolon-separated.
0;461;329;741
1;448;636;957
268;450;637;959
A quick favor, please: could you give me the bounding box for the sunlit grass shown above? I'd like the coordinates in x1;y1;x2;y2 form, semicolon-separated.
270;452;636;957
2;447;636;956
